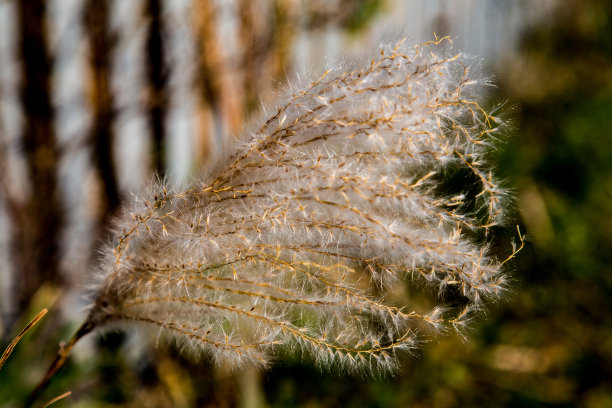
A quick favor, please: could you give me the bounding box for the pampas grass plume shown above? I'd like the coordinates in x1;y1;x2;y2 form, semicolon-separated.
29;37;517;403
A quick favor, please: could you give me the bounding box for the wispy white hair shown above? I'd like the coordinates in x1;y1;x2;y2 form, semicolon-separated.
88;38;511;374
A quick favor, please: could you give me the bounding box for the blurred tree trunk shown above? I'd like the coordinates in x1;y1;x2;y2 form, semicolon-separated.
193;2;244;164
84;0;120;233
238;0;268;115
272;0;297;81
193;1;221;162
238;0;257;113
14;0;62;311
144;0;168;176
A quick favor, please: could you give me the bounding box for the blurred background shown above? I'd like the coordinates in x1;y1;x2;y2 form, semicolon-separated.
1;0;611;406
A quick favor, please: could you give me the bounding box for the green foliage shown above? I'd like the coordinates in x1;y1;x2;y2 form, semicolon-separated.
252;1;612;406
344;0;383;33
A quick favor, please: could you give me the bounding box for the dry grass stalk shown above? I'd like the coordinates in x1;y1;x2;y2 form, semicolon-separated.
41;391;72;408
0;308;47;370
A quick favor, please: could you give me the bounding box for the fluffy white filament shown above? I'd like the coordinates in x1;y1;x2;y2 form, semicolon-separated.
89;38;509;374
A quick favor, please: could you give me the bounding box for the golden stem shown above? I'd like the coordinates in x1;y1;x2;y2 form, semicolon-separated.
25;319;95;407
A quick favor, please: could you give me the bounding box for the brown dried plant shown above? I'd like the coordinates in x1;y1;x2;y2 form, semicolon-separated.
29;38;515;403
0;309;47;371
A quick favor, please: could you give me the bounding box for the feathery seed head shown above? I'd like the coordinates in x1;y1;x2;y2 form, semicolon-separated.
88;38;513;374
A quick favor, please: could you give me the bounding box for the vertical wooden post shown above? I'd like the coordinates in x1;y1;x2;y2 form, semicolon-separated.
14;0;62;311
